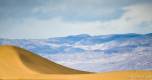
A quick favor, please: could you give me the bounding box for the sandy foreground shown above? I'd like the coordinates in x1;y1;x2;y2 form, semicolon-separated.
0;45;152;80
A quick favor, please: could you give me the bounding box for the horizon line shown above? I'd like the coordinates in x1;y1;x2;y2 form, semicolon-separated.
0;32;151;39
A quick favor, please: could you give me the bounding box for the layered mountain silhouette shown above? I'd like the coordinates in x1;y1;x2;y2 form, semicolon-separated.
0;45;152;80
0;33;152;72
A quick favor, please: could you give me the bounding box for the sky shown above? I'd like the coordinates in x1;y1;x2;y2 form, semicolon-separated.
0;0;152;39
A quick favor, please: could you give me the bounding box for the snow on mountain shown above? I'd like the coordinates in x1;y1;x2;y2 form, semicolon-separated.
0;33;152;72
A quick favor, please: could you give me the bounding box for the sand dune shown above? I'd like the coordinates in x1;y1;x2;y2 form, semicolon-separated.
0;45;89;74
0;45;152;80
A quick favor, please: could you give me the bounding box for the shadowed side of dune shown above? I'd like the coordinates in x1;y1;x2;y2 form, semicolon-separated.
0;45;90;74
0;45;152;80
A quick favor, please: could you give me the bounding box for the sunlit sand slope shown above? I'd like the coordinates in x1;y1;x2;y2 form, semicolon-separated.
0;45;152;80
0;45;89;74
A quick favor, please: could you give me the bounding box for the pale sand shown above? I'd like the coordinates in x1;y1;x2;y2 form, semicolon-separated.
0;45;152;80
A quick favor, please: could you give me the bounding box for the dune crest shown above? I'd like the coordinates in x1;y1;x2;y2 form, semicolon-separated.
0;45;152;80
0;45;89;75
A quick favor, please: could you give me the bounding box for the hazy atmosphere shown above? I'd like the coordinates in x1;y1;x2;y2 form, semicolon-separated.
0;0;152;39
0;1;152;79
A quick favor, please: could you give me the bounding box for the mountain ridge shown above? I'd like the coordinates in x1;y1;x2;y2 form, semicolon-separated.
0;45;152;80
0;33;152;72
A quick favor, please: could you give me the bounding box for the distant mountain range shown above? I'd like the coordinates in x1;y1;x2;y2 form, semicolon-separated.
0;33;152;72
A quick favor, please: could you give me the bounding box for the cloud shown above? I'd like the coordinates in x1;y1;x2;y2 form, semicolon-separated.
0;17;102;38
100;3;152;34
0;0;46;19
0;0;150;21
124;3;152;23
0;0;152;38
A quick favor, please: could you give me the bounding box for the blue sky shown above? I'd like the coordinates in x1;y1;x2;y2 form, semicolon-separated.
0;0;152;39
